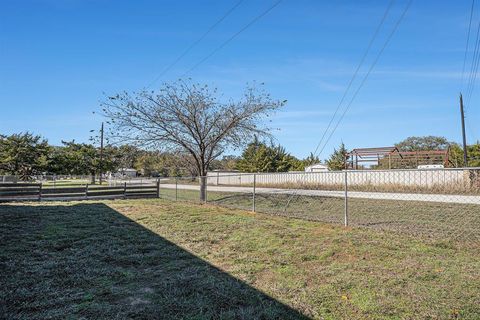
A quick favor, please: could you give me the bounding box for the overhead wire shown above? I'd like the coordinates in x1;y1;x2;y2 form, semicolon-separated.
311;0;396;157
180;0;283;77
145;0;245;88
465;20;480;104
461;0;476;89
461;1;479;148
315;0;413;158
282;0;412;212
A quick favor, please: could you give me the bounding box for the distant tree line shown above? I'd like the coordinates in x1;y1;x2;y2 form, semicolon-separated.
1;133;479;182
0;132;322;179
234;137;320;173
391;136;479;168
0;132;204;181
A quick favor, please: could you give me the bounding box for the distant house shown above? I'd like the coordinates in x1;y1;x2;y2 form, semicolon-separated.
304;163;329;172
117;168;137;177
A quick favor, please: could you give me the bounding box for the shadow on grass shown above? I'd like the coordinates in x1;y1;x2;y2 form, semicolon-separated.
0;203;309;319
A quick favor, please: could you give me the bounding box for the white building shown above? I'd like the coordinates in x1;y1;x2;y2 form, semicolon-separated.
117;168;137;177
304;163;329;172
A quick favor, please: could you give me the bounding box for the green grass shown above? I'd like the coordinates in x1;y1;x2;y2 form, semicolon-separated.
1;199;480;319
41;179;103;188
161;187;480;242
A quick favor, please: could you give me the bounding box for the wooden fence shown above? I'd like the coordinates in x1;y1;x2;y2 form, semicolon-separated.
0;182;160;202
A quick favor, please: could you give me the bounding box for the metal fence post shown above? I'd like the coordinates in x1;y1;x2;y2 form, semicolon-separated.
344;170;348;227
204;177;207;204
252;173;256;212
175;177;178;201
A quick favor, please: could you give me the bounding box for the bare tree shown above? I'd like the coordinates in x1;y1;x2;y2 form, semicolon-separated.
102;81;285;201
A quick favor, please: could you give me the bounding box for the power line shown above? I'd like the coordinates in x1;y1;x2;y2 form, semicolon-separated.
465;20;480;104
464;2;480;104
461;0;478;147
282;0;412;212
466;117;478;143
461;0;475;89
180;0;283;77
311;0;396;157
315;0;413;158
145;0;245;88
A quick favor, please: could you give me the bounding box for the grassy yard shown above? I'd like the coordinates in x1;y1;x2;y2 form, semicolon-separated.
1;199;480;319
41;179;104;188
161;187;480;242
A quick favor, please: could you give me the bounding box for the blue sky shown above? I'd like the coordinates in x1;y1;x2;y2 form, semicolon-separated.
1;0;478;159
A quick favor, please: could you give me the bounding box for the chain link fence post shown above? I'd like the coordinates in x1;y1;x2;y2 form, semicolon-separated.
252;173;256;212
204;176;208;204
344;170;349;227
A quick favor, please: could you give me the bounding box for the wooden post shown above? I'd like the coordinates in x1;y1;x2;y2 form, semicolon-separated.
460;94;468;166
156;179;160;198
85;184;89;199
124;182;127;199
38;183;42;201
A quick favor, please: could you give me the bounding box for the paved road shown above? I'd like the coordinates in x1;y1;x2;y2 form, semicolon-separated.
159;183;480;205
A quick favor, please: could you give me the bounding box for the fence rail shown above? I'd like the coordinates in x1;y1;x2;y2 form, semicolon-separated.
159;168;480;244
0;182;159;202
2;169;480;243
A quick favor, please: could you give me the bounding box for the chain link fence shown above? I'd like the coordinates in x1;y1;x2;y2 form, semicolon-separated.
166;168;480;243
3;168;480;243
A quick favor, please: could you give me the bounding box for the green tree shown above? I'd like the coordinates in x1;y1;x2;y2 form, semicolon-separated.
236;139;302;172
450;142;480;167
395;136;451;151
209;155;240;171
116;145;141;169
468;142;480;167
46;146;70;174
326;143;347;171
0;132;50;180
134;152;165;176
61;141;120;183
236;140;272;172
297;152;322;170
302;152;321;167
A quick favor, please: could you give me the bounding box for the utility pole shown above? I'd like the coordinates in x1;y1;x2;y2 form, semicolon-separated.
99;122;104;184
459;94;468;166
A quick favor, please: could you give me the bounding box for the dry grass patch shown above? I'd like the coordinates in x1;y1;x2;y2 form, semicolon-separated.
1;199;480;319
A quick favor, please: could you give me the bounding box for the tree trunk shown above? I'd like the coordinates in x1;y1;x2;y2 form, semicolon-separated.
91;172;96;185
199;176;207;203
